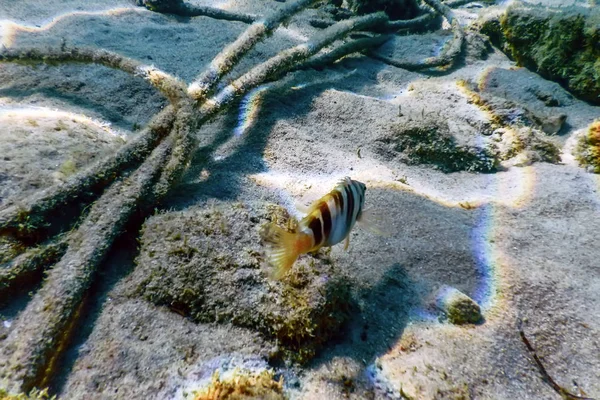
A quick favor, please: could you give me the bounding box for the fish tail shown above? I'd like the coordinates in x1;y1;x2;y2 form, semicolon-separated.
263;224;311;279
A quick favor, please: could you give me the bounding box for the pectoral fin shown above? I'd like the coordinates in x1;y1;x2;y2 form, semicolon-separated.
344;235;350;251
357;208;390;237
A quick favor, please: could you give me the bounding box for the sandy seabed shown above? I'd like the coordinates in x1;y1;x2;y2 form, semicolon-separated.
0;0;599;399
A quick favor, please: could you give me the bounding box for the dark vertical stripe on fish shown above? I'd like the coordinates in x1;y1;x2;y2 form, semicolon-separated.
352;182;361;223
319;201;332;239
333;189;343;212
355;183;364;220
309;215;323;246
345;185;355;226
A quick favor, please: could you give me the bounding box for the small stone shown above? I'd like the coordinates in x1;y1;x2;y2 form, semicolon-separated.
540;114;567;135
435;286;482;325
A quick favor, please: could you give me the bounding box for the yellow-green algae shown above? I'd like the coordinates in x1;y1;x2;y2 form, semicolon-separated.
191;369;285;400
0;388;55;400
575;120;600;173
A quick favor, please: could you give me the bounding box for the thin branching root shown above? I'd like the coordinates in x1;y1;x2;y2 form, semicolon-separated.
518;320;596;400
0;0;469;393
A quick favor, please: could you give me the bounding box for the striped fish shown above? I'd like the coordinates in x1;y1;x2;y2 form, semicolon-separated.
263;177;367;279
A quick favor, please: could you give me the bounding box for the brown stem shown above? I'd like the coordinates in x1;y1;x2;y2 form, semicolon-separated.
518;319;596;400
0;136;175;393
189;0;319;102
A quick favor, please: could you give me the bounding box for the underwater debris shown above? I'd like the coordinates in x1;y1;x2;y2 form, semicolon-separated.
575;120;600;173
345;0;419;20
136;0;256;22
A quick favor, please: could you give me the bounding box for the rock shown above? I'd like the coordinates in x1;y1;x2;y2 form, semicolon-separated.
126;201;353;363
574;120;600;173
464;31;493;64
496;3;600;105
435;286;482;325
537;113;567;135
458;75;563;165
60;299;270;399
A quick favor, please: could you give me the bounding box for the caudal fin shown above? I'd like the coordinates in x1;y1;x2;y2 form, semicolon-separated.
262;223;308;279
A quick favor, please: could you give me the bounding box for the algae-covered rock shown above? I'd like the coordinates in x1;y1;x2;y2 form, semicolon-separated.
436;286;482;325
575;120;600;173
375;119;499;173
457;75;563;166
497;3;600;104
127;202;352;363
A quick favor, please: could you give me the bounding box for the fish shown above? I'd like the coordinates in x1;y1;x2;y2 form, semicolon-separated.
262;176;368;279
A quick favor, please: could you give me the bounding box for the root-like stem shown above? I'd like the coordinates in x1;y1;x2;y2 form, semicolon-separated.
0;236;69;304
189;0;319;102
0;137;175;392
199;12;389;121
0;46;189;105
369;0;464;71
138;0;256;23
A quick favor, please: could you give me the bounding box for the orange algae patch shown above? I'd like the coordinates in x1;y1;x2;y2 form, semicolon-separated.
575;120;600;173
193;369;286;400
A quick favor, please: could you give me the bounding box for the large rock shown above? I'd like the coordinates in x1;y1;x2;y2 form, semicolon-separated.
126;201;353;363
485;3;600;104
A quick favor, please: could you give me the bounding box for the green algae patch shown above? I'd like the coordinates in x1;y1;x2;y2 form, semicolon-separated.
127;202;352;364
191;369;286;400
575;120;600;173
436;286;482;325
0;236;25;265
498;3;600;105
